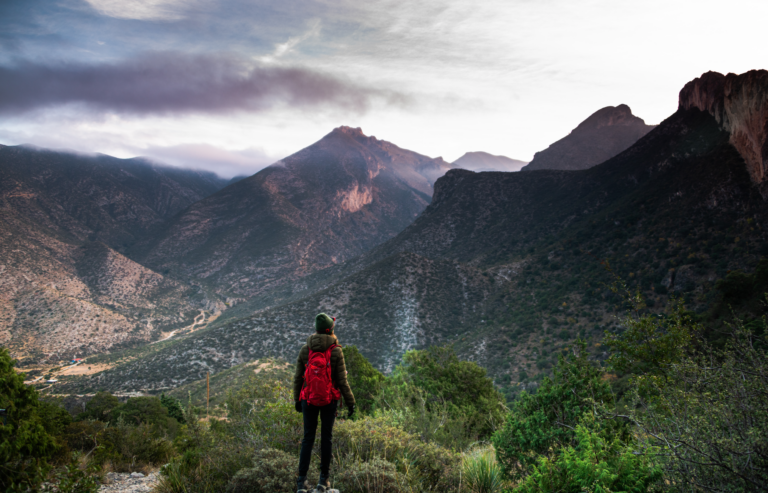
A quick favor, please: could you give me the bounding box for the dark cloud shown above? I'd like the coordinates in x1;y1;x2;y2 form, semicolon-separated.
0;52;407;116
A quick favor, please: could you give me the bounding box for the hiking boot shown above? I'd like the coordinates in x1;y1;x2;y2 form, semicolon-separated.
297;476;309;493
316;474;331;492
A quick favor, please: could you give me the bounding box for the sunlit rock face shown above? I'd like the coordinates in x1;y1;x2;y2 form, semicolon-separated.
679;70;768;185
521;104;654;171
141;126;452;298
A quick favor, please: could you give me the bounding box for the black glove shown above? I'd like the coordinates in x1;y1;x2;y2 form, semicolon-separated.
295;401;303;413
347;404;355;418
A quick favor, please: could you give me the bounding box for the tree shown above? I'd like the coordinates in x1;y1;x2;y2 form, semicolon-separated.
492;341;625;481
379;346;506;448
0;347;57;492
341;346;384;415
160;394;186;424
77;391;120;422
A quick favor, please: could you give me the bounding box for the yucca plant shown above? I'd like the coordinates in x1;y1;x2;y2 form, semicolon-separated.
461;447;506;493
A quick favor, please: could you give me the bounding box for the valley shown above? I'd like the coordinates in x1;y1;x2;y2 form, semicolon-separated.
5;70;768;405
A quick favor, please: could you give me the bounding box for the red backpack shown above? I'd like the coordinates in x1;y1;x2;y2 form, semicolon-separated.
300;344;341;406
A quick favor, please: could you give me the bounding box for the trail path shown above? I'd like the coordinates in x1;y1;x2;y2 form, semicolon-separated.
154;309;209;343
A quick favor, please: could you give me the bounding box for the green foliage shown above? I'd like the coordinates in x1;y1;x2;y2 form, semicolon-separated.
94;418;176;471
49;453;102;493
333;416;461;492
161;394;186;424
224;374;303;453
0;347;57;492
629;320;768;492
113;396;175;429
77;391;120;422
461;447;506;493
492;341;622;481
342;346;384;415
604;293;697;390
335;458;409;493
379;346;505;448
512;417;661;493
225;448;296;493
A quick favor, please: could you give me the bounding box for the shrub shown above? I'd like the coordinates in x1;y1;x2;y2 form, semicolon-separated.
161;394;186;424
511;418;661;493
333;416;460;492
379;346;506;447
224;375;303;453
462;447;506;493
629;320;768;492
94;418;175;471
335;458;409;493
76;392;120;422
342;346;385;415
225;448;296;493
492;341;624;481
0;347;57;492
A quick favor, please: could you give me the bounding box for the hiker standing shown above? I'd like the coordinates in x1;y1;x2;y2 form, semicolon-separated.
294;313;355;493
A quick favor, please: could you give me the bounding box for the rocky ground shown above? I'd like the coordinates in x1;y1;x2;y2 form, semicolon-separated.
99;472;159;493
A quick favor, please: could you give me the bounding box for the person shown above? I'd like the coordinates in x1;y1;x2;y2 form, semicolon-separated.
294;313;355;493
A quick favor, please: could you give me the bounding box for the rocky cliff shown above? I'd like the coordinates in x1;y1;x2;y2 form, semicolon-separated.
679;70;768;185
521;104;654;171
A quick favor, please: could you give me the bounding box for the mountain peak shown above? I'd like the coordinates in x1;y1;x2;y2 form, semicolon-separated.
574;104;647;132
452;151;528;172
331;125;369;138
521;104;654;172
679;70;768;184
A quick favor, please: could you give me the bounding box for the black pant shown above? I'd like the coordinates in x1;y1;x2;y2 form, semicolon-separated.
298;400;337;477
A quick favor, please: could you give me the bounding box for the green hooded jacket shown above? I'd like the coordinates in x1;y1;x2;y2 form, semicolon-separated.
293;333;355;406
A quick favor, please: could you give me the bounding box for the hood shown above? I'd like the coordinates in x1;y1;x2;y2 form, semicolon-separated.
306;333;339;352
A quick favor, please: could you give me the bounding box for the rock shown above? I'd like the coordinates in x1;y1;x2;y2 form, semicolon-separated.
130;472;145;478
679;70;768;184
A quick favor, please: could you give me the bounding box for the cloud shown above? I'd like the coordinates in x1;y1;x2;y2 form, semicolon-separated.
0;51;407;116
140;143;276;178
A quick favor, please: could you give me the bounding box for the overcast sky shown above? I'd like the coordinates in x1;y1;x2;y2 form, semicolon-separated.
0;0;765;177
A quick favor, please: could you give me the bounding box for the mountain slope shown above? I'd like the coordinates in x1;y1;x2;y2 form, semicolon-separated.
0;145;230;248
140;126;452;299
521;104;654;171
56;71;768;396
452;152;527;172
0;145;229;361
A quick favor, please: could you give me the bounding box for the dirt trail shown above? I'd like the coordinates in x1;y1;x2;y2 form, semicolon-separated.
154;309;212;343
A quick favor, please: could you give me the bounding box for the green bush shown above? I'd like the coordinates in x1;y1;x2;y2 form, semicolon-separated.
333;416;460;492
379;346;506;448
492;341;624;481
511;417;661;493
0;347;57;492
225;448;296;493
461;447;506;493
342;346;385;415
94;419;175;471
335;458;409;493
76;392;120;422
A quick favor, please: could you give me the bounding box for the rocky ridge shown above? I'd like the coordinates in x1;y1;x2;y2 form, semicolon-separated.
140;126;452;299
452;151;528;172
521;104;654;171
679;70;768;185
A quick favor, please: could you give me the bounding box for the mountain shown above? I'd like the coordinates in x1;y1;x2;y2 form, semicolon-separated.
678;70;768;187
521;104;654;171
139;126;452;299
0;145;230;361
59;71;768;396
452;152;527;172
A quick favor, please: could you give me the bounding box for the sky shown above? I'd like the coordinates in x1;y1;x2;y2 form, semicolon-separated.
0;0;766;178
